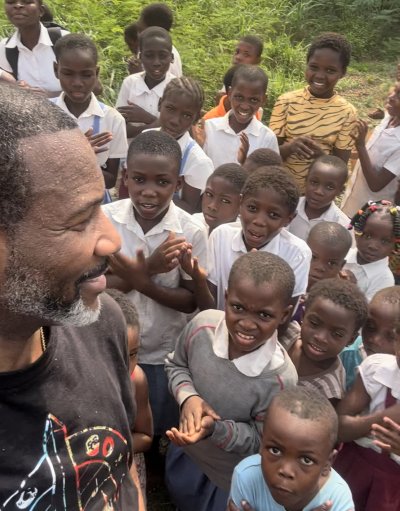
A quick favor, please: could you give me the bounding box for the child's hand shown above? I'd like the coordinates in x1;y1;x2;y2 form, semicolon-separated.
351;119;369;149
289;136;323;159
371;417;400;456
108;249;150;293
127;55;142;74
191;119;206;147
338;269;357;284
180;395;220;435
84;128;113;154
227;499;255;511
117;101;154;124
179;247;207;282
166;415;215;445
237;132;249;164
146;231;189;275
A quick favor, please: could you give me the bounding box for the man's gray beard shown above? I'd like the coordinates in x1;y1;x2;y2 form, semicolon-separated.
1;263;101;328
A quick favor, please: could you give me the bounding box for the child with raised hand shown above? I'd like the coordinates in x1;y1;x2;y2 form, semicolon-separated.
193;163;247;235
341;82;400;216
137;2;182;78
156;76;214;213
208;166;311;311
243;147;282;172
344;199;398;300
203;65;279;167
52;34;127;193
229;387;355;511
280;279;368;406
334;322;400;511
116;27;175;139
288;155;351;241
102;131;208;437
105;288;153;501
165;251;298;511
124;22;142;75
340;286;400;390
270;32;357;192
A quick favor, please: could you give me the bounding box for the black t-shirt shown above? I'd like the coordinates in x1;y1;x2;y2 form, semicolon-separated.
0;294;137;510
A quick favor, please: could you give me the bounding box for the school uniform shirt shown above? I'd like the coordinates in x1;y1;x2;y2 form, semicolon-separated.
288;196;352;241
231;455;354;511
344;247;394;301
356;353;400;464
116;70;176;117
102;199;208;365
208;221;311;310
203;112;279;168
0;22;68;93
53;92;128;168
341;114;400;217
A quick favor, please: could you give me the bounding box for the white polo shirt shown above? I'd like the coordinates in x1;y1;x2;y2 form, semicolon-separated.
288;196;351;241
53;92;128;168
208;221;311;310
341;114;400;217
344;247;394;301
102;199;208;364
356;353;400;464
203;112;279;168
116;70;175;116
0;23;68;93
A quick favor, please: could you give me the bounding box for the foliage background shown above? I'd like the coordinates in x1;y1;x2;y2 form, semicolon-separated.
0;0;399;114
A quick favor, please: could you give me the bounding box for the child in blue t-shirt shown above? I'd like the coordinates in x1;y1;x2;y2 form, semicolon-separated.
229;387;354;511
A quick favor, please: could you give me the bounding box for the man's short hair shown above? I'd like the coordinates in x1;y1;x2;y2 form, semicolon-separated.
0;84;77;230
228;251;295;305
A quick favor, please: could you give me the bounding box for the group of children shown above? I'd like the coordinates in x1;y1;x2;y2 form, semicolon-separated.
1;1;400;510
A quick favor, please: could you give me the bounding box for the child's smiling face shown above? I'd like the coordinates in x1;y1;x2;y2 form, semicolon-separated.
224;277;291;360
228;78;265;131
305;48;344;99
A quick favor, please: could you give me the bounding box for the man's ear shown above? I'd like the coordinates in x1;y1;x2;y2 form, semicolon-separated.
53;61;59;79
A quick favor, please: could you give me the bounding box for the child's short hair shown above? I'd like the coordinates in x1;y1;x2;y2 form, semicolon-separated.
239;35;263;58
209;163;247;193
228;252;295;304
41;3;53;22
162;77;204;117
308;154;348;184
124;22;139;42
267;387;338;448
54;33;98;63
231;65;268;94
241;166;299;215
305;278;368;331
105;289;139;328
223;65;242;92
246;148;283;168
372;286;400;305
307;32;351;73
350;200;400;253
139;2;174;31
127;131;182;171
307;222;352;254
139;26;172;52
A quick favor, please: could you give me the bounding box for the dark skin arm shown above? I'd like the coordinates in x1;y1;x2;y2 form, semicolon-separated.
102;158;120;189
337;373;400;442
332;147;351;165
132;366;153;453
179;249;215;310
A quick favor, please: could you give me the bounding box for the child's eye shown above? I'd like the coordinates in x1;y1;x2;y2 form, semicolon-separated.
183;113;193;120
159;179;170;186
246;204;257;212
133;176;144;183
309;318;319;327
326;185;335;191
334;331;344;338
205;191;213;198
259;311;272;320
268;447;281;456
234;95;244;101
250;97;259;103
381;238;393;245
309;180;318;186
221;198;232;204
232;304;243;312
300;456;314;466
269;212;280;219
327;260;338;267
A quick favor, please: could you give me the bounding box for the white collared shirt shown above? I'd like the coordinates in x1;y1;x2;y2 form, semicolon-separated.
203;112;279;168
0;23;68;92
102;199;208;364
288;196;352;242
170;45;182;77
53;92;128;167
344;247;394;301
341;114;400;216
208;221;311;310
356;353;400;463
212;317;284;376
115;70;175;117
